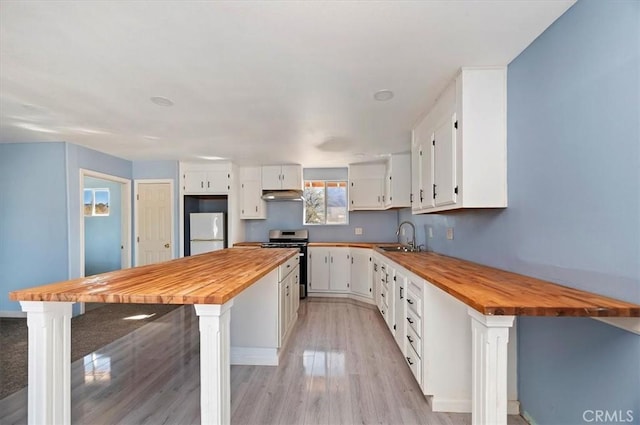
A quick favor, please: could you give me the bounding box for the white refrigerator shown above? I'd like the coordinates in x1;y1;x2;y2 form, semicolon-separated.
189;213;226;255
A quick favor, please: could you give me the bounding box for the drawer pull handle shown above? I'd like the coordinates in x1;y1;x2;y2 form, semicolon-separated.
381;293;385;298
407;335;414;343
407;317;414;324
407;299;414;305
399;287;404;299
406;357;414;365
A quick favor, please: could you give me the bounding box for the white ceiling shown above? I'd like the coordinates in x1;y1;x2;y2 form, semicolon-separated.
0;0;574;167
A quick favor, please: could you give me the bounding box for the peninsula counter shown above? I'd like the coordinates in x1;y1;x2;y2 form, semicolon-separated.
9;247;298;425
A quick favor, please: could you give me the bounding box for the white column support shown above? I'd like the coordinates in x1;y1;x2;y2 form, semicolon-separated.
468;308;515;425
20;301;74;425
194;301;234;425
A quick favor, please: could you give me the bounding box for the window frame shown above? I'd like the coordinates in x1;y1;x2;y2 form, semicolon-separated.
303;179;349;226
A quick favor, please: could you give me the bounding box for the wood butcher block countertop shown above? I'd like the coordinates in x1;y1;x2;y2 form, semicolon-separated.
9;248;298;305
376;249;640;317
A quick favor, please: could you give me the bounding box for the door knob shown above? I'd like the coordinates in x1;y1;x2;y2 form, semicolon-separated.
164;243;170;248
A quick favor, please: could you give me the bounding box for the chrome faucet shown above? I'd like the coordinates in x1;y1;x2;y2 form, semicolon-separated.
396;221;416;251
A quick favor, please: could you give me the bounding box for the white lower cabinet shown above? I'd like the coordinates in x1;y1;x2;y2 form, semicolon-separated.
350;248;372;299
230;254;299;366
393;269;407;352
308;247;350;292
278;255;299;346
308;246;518;414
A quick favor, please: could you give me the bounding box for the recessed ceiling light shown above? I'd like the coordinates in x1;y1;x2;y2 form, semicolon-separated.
150;96;174;107
143;135;160;141
373;89;394;101
199;156;226;161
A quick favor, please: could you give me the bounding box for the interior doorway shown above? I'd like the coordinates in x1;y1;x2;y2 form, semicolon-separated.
79;169;132;313
134;180;175;266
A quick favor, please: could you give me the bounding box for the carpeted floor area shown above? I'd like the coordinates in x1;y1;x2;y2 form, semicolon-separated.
0;303;180;400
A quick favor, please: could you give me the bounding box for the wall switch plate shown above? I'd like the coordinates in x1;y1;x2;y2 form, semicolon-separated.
446;227;454;240
428;227;433;238
355;227;363;235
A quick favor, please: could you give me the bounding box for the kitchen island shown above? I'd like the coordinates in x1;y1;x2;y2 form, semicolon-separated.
9;247;298;425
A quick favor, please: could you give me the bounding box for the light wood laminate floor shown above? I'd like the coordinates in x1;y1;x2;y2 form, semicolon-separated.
0;298;527;425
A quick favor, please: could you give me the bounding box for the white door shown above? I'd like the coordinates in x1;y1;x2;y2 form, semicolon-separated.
136;182;173;266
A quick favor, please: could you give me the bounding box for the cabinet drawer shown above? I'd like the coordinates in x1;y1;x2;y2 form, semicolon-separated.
405;344;422;385
406;323;421;358
406;306;422;337
278;255;299;281
406;280;423;318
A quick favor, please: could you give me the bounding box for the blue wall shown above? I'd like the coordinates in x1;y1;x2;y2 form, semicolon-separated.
244;201;400;242
0;143;70;313
399;1;640;423
245;167;401;242
84;177;122;276
65;143;132;282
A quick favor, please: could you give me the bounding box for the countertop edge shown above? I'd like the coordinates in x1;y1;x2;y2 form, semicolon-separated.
9;248;299;305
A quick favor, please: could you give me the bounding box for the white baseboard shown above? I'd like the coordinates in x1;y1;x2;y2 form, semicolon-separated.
430;398;520;415
522;410;538;425
0;310;27;318
307;291;375;305
430;398;471;413
230;347;278;366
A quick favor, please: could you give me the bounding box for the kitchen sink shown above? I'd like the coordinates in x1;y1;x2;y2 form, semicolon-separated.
378;246;421;253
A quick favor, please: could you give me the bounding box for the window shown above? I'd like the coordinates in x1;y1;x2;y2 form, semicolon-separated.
84;188;110;216
303;180;348;225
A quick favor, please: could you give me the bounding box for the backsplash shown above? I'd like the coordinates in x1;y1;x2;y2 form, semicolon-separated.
243;201;400;242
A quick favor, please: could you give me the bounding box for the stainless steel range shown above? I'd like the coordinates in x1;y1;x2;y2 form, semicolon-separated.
261;229;308;298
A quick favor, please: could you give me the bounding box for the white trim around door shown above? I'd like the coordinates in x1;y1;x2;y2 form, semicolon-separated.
79;169;132;314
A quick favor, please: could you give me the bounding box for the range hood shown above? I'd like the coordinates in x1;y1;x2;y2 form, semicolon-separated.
261;190;305;201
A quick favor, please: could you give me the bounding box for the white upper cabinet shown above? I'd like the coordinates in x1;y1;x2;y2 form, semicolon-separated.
411;67;507;214
239;166;266;219
262;165;302;190
384;153;411;209
349;162;385;210
181;162;231;194
349;156;411;211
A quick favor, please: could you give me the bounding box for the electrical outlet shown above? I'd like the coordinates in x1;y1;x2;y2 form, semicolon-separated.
354;227;363;235
446;227;454;240
428;227;433;238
